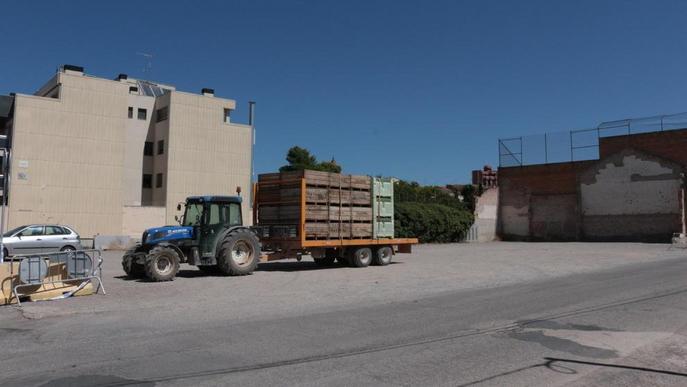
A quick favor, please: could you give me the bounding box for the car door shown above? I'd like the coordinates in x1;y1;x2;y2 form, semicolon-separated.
14;226;46;255
42;226;67;252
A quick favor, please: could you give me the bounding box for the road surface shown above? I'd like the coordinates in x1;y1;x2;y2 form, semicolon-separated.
1;243;686;386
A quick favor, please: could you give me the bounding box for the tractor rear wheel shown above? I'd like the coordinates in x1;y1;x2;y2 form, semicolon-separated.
144;246;180;281
217;229;260;276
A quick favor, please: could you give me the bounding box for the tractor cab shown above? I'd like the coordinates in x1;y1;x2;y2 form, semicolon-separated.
179;196;243;257
122;195;260;282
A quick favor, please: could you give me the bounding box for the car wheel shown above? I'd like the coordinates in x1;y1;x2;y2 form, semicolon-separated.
60;245;76;252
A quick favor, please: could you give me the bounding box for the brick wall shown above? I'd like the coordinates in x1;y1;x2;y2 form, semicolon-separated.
498;161;594;240
600;128;687;167
498;128;687;241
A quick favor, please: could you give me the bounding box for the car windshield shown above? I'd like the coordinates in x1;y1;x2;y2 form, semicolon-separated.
183;203;204;226
3;226;28;237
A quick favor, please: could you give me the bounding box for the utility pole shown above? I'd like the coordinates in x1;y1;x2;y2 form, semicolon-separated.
0;146;8;263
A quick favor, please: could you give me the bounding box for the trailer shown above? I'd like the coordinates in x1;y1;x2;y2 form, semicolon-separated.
252;170;418;267
121;170;418;281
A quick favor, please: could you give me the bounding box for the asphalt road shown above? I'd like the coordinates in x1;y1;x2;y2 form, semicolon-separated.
1;243;687;386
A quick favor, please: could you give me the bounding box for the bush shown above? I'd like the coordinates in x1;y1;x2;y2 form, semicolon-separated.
394;202;474;243
394;180;466;210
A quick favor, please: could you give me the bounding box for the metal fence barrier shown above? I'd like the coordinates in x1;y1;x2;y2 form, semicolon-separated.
10;249;106;306
499;111;687;167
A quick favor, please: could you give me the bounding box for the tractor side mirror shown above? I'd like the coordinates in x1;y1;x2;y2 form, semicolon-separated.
177;204;181;211
174;215;179;222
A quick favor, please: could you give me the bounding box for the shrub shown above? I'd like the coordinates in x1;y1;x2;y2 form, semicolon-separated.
394;202;474;243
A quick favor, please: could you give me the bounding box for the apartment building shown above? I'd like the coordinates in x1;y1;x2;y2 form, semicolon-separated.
0;65;254;238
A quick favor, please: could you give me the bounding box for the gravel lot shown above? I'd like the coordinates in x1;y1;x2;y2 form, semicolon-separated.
10;242;685;323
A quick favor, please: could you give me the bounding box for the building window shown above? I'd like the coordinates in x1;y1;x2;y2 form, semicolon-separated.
137;108;147;120
156;173;163;188
129;86;138;94
156;106;169;122
157;140;164;155
223;108;231;123
142;174;152;189
144;142;153;156
128;107;133;119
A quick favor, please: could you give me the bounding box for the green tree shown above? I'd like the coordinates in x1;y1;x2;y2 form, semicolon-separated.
393;180;475;243
279;146;342;173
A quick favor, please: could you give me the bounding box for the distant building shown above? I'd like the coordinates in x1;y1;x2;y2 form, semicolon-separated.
472;165;498;188
0;65;254;238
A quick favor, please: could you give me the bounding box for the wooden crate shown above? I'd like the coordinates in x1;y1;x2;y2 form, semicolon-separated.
259;170;371;190
257;171;375;240
304;222;373;239
259;205;372;223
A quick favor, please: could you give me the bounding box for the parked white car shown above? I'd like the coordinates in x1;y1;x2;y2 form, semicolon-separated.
1;224;82;257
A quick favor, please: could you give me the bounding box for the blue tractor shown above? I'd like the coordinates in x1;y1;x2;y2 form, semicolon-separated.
121;195;261;281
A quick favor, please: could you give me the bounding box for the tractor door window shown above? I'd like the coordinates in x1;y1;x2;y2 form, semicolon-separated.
208;204;221;226
206;203;241;226
229;203;241;226
183;203;203;226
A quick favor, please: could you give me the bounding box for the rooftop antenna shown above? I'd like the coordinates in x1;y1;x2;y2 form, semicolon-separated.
136;51;153;78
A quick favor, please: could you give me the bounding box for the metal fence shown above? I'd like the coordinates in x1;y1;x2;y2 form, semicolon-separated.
9;249;105;305
499;112;687;167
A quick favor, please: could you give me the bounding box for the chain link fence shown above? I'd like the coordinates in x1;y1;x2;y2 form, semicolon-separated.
499;112;687;167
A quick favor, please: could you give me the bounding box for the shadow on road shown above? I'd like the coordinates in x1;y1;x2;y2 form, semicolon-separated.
456;357;687;386
257;261;404;272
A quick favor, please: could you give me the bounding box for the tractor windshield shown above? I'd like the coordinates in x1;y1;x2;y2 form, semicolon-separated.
183;202;204;226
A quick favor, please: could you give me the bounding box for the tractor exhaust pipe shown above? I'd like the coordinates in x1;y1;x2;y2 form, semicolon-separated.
248;101;255;127
249;101;256;210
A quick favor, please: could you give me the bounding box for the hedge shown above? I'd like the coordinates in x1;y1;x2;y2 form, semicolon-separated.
394;202;474;243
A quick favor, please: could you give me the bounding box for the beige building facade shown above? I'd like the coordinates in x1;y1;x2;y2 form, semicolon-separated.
1;65;253;238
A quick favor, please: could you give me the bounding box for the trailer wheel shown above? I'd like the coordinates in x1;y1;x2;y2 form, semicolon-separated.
373;246;393;266
348;247;372;268
217;229;260;276
144;246;180;281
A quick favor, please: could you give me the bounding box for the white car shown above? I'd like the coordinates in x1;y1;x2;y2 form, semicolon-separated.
2;224;82;257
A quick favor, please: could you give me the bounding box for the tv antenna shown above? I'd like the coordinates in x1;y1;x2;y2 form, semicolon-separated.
136;51;153;77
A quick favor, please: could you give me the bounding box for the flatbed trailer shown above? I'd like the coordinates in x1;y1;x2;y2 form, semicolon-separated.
253;171;418;266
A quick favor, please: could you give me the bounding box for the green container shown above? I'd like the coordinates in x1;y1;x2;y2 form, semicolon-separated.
372;177;395;238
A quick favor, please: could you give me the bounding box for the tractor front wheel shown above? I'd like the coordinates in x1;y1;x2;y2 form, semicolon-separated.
144;246;180;281
217;229;260;276
122;252;146;278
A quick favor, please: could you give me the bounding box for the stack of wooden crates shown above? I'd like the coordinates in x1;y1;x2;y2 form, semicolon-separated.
256;170;395;240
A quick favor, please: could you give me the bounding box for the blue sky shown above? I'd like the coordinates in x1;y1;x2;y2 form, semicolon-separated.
1;0;687;184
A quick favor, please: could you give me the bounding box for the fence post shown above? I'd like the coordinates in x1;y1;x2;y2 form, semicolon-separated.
569;131;573;162
544;133;548;164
